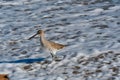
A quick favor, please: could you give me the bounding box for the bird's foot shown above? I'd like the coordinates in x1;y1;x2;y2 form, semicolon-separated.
53;56;64;62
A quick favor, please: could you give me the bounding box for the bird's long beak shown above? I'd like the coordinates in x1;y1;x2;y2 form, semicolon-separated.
28;33;38;40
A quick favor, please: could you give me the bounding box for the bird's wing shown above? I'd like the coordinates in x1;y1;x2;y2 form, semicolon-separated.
49;41;65;50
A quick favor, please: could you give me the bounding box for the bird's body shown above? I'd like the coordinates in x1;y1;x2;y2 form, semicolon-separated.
28;30;65;60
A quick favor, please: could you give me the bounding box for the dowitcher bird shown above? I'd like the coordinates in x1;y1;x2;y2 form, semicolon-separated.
28;30;66;60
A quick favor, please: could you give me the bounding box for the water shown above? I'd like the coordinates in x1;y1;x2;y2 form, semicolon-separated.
0;0;120;79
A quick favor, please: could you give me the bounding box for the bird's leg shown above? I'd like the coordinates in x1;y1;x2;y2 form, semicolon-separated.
50;53;55;60
50;53;58;60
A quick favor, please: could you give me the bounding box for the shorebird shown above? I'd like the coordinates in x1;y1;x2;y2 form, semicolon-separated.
28;30;66;60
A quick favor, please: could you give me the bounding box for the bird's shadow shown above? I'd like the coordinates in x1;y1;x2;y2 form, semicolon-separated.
0;58;45;64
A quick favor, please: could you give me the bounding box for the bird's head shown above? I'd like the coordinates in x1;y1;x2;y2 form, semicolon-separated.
28;30;44;40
